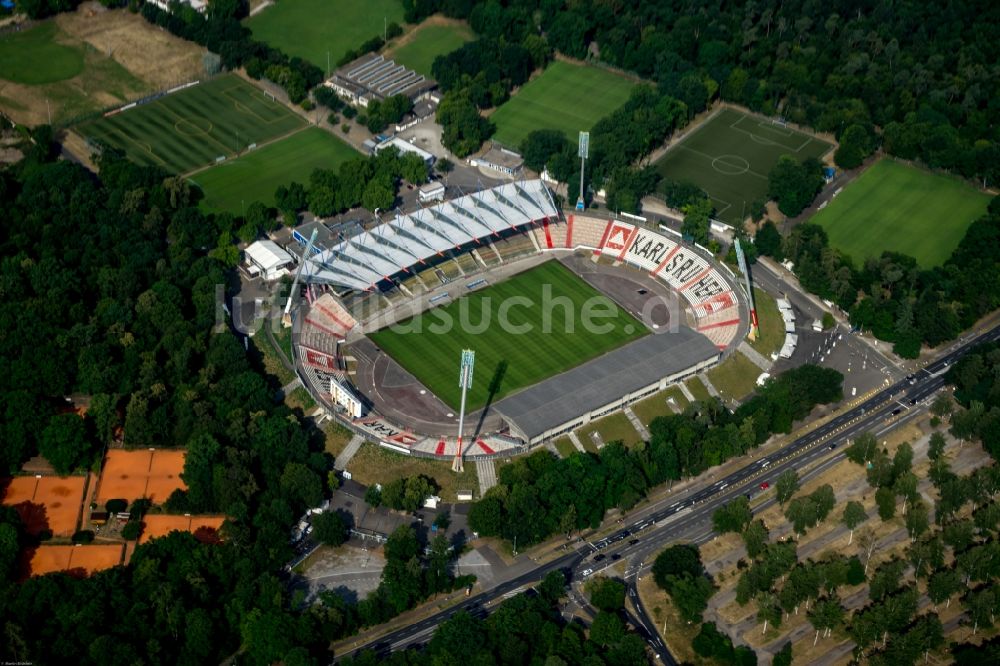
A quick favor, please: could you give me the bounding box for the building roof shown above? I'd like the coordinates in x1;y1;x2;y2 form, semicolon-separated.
302;179;558;291
493;327;719;441
419;181;446;194
375;136;434;163
246;240;294;271
330;53;437;103
480;145;524;169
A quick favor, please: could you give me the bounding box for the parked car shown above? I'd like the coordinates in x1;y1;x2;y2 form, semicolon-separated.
759;481;770;490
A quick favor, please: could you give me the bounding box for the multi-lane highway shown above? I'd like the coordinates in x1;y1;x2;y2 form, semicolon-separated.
337;323;1000;662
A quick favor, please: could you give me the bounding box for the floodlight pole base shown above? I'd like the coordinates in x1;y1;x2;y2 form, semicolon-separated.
281;312;293;328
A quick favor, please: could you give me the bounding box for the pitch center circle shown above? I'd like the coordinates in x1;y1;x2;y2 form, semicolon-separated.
175;118;213;136
712;154;750;175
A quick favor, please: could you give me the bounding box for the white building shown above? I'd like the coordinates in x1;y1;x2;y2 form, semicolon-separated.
418;180;445;203
147;0;207;14
244;240;295;281
374;136;435;166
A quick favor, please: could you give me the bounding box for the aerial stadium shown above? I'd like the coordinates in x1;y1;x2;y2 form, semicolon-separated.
290;179;749;464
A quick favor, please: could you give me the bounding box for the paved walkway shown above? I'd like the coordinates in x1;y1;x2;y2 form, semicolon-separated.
476;459;497;497
679;382;696;403
623;406;650;440
568;432;586;453
277;377;302;400
738;341;771;371
699;374;721;399
335;435;364;471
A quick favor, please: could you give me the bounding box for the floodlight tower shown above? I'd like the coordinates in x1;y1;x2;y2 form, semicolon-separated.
453;349;475;473
282;228;318;328
576;131;589;211
734;237;759;340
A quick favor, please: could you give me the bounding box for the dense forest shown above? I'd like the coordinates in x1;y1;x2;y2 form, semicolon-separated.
469;365;842;547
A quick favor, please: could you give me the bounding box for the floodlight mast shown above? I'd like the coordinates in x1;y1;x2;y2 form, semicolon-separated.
734;237;759;339
576;132;589;211
453;349;475;473
282;228;318;328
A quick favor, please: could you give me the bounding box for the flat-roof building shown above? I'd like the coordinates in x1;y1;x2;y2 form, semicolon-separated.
244;240;295;281
374;136;435;166
325;53;437;108
418;181;446;203
472;144;524;176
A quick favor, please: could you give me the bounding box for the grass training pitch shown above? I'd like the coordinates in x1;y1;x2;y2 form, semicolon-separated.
655;108;831;224
78;74;305;174
0;22;84;85
191;127;359;213
388;21;473;77
368;261;648;410
490;61;637;148
811;159;992;267
245;0;405;71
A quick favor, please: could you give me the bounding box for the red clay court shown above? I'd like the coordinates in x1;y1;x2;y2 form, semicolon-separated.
2;475;87;537
138;514;225;544
95;449;187;504
28;544;124;577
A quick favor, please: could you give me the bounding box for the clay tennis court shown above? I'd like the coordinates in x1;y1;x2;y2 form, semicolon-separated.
28;544;124;577
95;449;187;504
139;514;225;545
1;475;86;536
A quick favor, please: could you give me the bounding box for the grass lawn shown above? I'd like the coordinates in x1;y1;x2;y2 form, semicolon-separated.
388;21;473;77
245;0;405;71
346;442;478;502
0;22;83;84
706;351;761;402
324;421;354;459
655;107;831;224
811;159;991;267
577;412;643;449
249;328;296;387
748;287;783;358
553;437;577;458
78;74;305;174
632;386;689;426
685;377;712;403
191;127;360;213
284;386;317;413
490;61;636;148
369;260;648;410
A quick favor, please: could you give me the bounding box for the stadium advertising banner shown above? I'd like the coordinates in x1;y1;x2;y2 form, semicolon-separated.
303;347;338;372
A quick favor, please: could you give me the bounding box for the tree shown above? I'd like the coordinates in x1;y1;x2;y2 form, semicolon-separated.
313;511;347;547
433;511;451;531
931;395;954;418
682;197;713;245
876;487;896;521
843;501;867;545
928;432;946;460
667;572;714;623
808;595;844;645
712;496;753;534
539;569;566;604
121;520;143;541
773;641;793;666
364;485;382;508
768;155;824;217
743;520;769;558
587;577;625;612
846;432;878;465
833;124;872;169
928;569;961;609
589;611;625;647
361;179;395;212
399;153;428;185
757;591;782;634
280;462;324;509
520;129;568;172
776;469;800;505
755;220;782;258
652;544;704;590
39;413;95;475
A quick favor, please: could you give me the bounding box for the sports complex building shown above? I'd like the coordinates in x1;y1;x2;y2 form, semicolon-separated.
291;180;747;461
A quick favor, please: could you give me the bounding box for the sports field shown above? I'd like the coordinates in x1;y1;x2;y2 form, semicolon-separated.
655;108;832;224
191;127;359;213
245;0;405;71
368;261;648;410
78;74;305;174
811;159;992;267
0;22;84;84
388;21;473;77
490;61;637;148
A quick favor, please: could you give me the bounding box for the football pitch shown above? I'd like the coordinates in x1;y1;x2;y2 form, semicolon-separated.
245;0;405;71
190;127;360;213
388;22;473;77
812;159;992;267
77;74;305;174
368;261;648;410
654;108;832;224
490;61;637;148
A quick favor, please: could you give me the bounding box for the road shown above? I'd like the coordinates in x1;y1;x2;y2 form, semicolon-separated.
336;322;1000;662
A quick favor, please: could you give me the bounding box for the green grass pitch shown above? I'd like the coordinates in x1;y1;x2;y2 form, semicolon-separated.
654;108;832;224
0;22;84;85
811;159;992;267
190;127;360;213
245;0;405;71
489;61;637;148
78;75;305;175
368;260;648;410
388;22;473;77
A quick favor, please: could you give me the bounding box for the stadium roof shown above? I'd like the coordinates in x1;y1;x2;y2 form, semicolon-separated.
302;180;558;290
493;327;720;441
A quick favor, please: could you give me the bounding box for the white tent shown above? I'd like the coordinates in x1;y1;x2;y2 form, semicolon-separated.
245;240;294;281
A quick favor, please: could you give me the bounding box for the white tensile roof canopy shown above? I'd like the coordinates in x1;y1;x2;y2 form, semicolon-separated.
245;240;294;272
302;180;558;291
